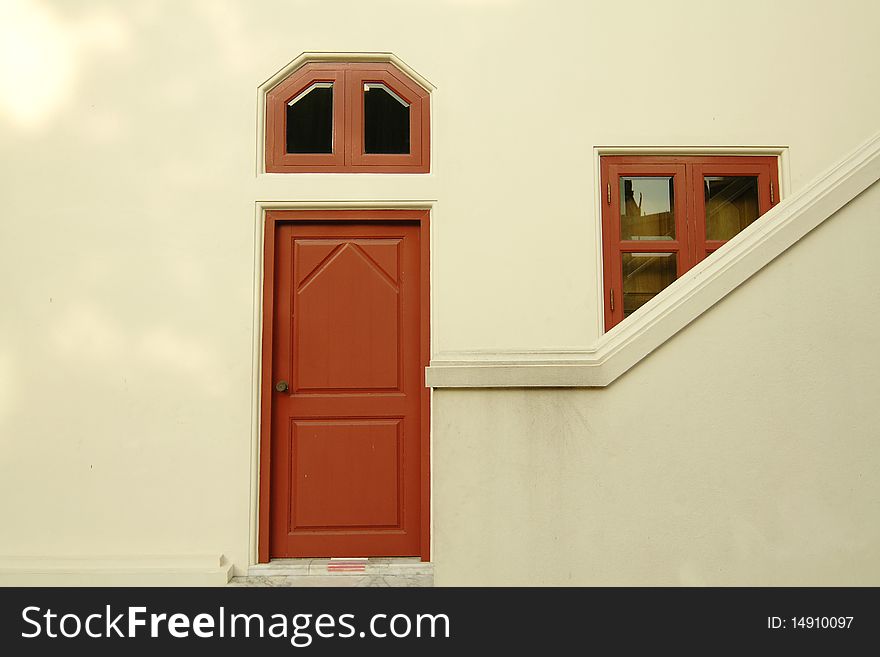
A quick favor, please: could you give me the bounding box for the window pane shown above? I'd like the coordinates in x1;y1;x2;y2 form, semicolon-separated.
286;82;333;154
620;177;675;241
622;252;677;317
705;176;759;241
364;83;410;154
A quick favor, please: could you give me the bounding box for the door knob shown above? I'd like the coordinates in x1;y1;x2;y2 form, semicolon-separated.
275;381;289;393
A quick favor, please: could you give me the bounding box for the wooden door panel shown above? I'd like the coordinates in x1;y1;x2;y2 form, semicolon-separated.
268;219;423;558
291;418;402;529
293;239;402;391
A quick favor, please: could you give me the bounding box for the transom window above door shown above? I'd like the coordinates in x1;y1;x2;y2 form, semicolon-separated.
600;155;780;330
265;62;430;173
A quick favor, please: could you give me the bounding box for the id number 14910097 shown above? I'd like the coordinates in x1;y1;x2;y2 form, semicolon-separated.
768;616;853;630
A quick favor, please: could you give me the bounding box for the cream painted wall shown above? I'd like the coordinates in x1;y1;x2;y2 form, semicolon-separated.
433;181;880;585
0;0;878;579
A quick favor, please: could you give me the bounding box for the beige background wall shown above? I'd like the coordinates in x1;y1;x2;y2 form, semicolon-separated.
0;0;878;580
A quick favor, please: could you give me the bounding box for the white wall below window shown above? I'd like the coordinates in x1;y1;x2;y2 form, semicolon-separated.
433;180;880;585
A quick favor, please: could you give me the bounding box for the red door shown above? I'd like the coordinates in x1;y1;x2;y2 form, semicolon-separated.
265;216;426;558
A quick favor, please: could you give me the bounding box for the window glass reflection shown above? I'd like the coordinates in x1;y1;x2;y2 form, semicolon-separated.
620;177;675;241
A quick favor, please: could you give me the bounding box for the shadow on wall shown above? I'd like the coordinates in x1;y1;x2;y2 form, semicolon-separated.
0;0;255;424
0;0;262;553
0;0;128;130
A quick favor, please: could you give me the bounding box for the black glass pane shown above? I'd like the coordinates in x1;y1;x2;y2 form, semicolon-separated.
286;85;332;154
364;86;410;154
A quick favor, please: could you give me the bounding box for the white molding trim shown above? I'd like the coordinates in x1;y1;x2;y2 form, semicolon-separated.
426;132;880;388
0;555;232;587
259;51;436;95
255;52;435;176
256;200;436;210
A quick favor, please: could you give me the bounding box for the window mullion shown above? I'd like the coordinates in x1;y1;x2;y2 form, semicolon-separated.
342;68;351;167
683;163;695;271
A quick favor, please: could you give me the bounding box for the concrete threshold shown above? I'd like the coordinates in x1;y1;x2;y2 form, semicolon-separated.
229;558;433;587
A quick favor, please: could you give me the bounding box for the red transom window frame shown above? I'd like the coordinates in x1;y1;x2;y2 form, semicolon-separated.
600;155;780;331
265;62;430;173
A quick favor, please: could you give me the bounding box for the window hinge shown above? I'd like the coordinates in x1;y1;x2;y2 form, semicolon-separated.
610;288;614;312
770;180;775;204
607;183;611;205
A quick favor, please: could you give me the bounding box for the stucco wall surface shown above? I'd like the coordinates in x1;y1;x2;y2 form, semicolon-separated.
433;181;880;585
0;0;878;580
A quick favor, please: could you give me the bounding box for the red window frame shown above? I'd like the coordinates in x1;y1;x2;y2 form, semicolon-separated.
600;155;780;331
265;62;430;173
